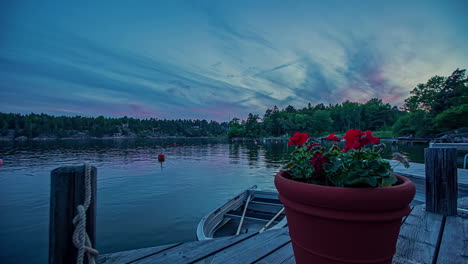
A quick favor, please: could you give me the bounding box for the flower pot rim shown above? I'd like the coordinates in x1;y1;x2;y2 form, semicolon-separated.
275;170;416;212
277;169;413;190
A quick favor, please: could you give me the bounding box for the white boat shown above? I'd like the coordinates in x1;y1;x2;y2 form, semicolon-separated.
196;186;287;240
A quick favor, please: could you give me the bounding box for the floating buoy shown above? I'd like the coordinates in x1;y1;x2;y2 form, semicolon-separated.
158;153;165;170
173;143;177;147
158;153;165;162
0;159;2;168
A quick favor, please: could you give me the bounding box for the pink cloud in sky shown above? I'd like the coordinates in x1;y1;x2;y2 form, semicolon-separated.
366;70;387;88
127;104;161;118
42;102;163;119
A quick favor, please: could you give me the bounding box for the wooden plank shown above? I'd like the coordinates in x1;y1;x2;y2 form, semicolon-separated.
425;148;458;215
49;165;97;264
429;143;468;150
130;231;256;264
255;242;295;264
387;160;468;187
394;204;443;264
458;197;468;218
459;197;468;209
388;160;468;205
193;228;290;264
389;160;426;178
97;243;181;264
436;215;468;264
406;176;426;204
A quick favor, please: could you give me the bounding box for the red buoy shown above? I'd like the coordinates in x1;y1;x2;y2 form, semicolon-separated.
158;153;165;162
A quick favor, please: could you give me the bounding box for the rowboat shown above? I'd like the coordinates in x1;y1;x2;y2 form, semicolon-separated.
196;186;287;240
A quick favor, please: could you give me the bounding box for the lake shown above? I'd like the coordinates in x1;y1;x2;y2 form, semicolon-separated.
0;138;427;264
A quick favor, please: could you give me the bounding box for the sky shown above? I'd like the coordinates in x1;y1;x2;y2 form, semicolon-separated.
0;0;467;121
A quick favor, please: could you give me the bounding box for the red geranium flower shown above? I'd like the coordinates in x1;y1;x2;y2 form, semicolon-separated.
310;152;329;173
283;128;397;188
342;129;363;152
368;131;379;144
342;129;380;152
288;132;309;146
326;133;341;141
342;142;361;152
343;129;364;142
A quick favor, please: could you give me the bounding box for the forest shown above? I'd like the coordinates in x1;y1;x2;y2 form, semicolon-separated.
0;114;229;139
228;68;467;138
0;68;466;140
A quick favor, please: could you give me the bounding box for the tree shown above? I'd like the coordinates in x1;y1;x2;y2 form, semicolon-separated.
361;98;393;130
310;110;332;136
435;69;468;113
314;103;325;110
398;68;467;136
285;105;296;113
244;113;262;138
341;101;362;130
434;104;468;131
392;111;434;137
228;118;245;138
404;76;445;113
262;106;283;136
404;69;467;115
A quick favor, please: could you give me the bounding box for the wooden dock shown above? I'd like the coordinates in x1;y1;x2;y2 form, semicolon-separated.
49;147;468;264
389;160;468;203
97;197;468;264
389;160;468;182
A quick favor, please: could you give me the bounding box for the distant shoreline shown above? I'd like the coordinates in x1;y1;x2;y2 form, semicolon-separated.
0;135;229;142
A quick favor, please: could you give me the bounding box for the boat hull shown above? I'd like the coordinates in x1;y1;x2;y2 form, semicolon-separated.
197;187;287;240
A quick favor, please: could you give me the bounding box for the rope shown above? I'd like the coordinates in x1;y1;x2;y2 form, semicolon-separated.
72;164;99;264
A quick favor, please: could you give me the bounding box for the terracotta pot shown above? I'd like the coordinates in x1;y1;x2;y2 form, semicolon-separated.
274;171;415;264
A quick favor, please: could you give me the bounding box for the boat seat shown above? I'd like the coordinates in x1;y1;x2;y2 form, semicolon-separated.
250;197;283;205
224;213;278;225
248;198;284;213
225;208;284;225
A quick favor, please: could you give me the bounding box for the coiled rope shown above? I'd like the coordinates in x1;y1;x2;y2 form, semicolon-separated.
72;164;99;264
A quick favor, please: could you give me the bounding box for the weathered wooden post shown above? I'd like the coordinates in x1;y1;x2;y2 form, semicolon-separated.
49;165;97;264
425;148;457;215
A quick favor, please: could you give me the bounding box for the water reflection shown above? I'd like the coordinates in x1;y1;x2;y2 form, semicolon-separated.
0;138;432;169
228;143;240;165
226;140;429;167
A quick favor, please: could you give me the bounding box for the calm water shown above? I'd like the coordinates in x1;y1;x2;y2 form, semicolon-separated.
0;138;427;264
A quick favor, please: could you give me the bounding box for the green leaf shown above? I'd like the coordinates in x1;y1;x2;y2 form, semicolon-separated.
283;162;294;169
346;176;378;187
381;175;397;186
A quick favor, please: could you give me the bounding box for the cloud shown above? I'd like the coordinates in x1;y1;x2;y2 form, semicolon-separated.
0;25;287;120
0;0;467;121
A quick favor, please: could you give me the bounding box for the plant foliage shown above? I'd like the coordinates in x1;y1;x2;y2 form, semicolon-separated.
284;130;407;188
